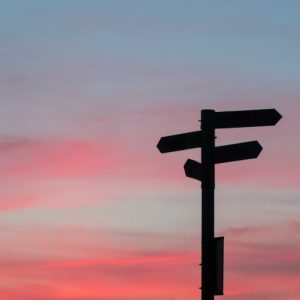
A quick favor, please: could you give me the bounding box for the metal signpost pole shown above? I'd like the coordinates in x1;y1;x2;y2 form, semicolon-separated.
201;110;215;300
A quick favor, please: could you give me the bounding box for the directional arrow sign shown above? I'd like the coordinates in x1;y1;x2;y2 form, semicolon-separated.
157;131;202;153
214;109;282;129
184;141;263;181
184;159;202;181
215;141;262;164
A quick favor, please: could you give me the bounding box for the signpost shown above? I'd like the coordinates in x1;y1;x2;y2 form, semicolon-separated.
157;109;281;300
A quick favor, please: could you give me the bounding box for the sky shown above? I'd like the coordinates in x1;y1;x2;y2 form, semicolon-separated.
0;1;299;299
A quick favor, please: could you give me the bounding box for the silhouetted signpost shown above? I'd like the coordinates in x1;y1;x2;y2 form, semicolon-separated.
157;109;281;300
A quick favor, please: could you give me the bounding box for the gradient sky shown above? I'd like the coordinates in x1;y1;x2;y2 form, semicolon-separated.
0;1;299;299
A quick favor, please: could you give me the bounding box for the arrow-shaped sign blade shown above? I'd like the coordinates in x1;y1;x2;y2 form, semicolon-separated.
184;159;202;181
215;141;263;164
214;109;282;129
157;131;202;153
184;141;262;181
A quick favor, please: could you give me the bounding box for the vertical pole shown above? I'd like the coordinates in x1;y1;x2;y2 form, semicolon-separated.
201;110;215;300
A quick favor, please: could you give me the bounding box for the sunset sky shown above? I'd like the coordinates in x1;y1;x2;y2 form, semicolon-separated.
0;1;299;299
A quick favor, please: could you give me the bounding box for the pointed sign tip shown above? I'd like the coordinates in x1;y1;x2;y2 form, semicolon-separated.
275;110;283;122
270;109;282;125
255;141;263;158
184;159;193;167
156;139;165;153
156;143;161;153
183;159;190;176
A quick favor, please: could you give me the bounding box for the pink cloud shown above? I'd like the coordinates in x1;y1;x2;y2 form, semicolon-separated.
0;222;298;299
222;223;300;299
0;136;191;196
288;220;300;233
39;251;198;269
0;194;39;211
0;250;198;300
0;110;296;188
219;225;273;238
0;138;118;179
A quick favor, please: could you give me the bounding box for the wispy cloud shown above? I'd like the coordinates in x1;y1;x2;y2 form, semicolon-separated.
0;221;298;299
0;137;118;179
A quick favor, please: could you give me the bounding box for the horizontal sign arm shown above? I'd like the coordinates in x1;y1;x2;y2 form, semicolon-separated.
184;141;263;181
214;109;282;129
157;131;202;153
215;141;263;164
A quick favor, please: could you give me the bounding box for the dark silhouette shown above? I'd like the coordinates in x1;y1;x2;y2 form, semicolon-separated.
157;108;282;300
